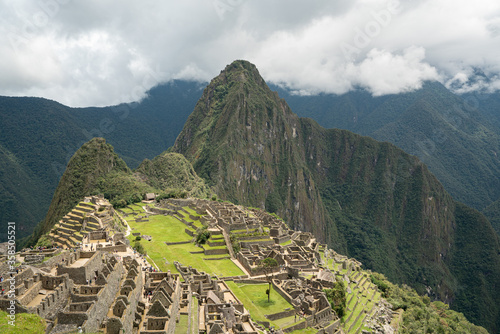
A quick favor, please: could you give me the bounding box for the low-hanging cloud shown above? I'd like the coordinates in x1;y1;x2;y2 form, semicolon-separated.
0;0;499;106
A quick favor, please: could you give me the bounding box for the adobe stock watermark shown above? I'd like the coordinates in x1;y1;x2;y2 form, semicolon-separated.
340;0;400;60
213;0;245;20
7;0;73;54
5;222;17;326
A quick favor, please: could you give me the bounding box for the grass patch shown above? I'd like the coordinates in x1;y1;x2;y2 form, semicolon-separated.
225;282;293;328
182;206;203;217
126;212;243;276
0;310;46;333
288;326;317;334
279;239;292;246
174;314;189;334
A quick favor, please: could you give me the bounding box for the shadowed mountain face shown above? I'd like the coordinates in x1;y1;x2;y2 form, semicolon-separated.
3;59;500;332
27;138;210;247
0;81;204;241
173;60;500;333
271;82;500;212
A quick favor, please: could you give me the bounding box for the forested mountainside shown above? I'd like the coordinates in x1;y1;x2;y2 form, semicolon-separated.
484;199;500;235
271;82;500;212
26;137;210;247
2;78;499;244
173;60;500;332
0;81;203;241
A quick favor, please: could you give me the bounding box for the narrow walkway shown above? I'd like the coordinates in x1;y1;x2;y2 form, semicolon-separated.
230;258;251;276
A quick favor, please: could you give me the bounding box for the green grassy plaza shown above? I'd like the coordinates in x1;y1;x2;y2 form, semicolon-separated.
225;281;295;328
124;204;243;277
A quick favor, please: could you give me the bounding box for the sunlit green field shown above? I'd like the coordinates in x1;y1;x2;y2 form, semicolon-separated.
225;281;295;328
0;311;46;334
124;204;243;276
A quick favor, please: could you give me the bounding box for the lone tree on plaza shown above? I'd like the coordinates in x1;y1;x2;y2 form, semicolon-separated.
259;257;279;302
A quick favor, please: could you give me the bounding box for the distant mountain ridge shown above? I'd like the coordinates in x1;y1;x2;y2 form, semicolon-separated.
27;138;211;245
0;81;204;241
172;60;500;333
2;76;499;243
270;82;500;211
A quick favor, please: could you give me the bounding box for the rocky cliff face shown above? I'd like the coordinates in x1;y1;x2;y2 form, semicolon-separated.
173;60;500;332
173;60;333;241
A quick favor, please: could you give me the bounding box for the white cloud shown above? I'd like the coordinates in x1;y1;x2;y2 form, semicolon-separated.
352;47;440;96
0;0;499;106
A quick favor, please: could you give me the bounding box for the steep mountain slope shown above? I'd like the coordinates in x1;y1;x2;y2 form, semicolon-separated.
173;60;500;333
272;83;500;211
26;138;211;246
0;81;203;242
172;60;335;242
135;152;212;199
484;199;500;235
0;143;46;240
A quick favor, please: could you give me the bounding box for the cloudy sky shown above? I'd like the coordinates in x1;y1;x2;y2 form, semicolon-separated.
1;0;500;107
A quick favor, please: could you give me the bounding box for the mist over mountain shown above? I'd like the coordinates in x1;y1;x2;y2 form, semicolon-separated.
7;59;500;332
270;82;500;212
0;81;204;241
172;60;500;332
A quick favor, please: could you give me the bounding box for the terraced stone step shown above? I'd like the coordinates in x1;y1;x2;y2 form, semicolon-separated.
68;236;79;246
77;203;96;212
67;213;83;223
56;230;75;240
57;225;78;235
78;202;97;210
60;222;81;232
85;222;101;230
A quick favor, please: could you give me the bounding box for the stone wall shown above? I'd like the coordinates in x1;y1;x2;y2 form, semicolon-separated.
240;240;275;248
99;244;127;253
119;263;143;334
273;235;291;244
56;252;102;284
283;320;307;333
57;312;88;326
38;250;77;269
24;254;45;265
34;274;74;320
81;262;124;332
204;248;229;255
166;276;182;334
18;281;42;305
265;308;296;321
88;231;107;241
271;280;295;306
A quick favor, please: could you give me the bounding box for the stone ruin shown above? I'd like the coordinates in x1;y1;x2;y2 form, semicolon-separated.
48;196;124;249
0;196;394;333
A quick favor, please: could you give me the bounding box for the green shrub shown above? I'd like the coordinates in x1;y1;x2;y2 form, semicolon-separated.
35;234;53;248
324;281;346;318
133;241;146;255
195;227;211;245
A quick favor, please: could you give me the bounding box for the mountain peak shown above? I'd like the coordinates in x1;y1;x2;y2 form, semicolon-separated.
211;59;269;93
221;60;261;80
